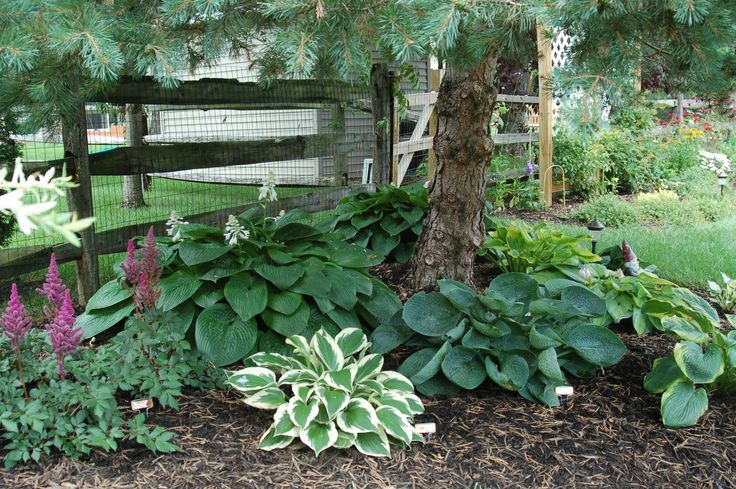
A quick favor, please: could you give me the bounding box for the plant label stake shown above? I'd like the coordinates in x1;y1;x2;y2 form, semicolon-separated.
415;422;436;440
131;398;153;413
555;386;574;402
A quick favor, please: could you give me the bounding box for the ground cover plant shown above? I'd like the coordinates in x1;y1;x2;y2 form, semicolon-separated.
77;210;402;367
228;328;424;457
320;183;428;263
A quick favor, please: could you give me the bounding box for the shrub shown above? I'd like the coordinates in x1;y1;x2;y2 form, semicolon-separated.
661;139;700;178
78;211;402;366
480;221;600;274
572;194;640;228
227;328;424;456
609;102;656;133
598;130;656;193
552;131;601;198
321;183;427;263
486;177;542;211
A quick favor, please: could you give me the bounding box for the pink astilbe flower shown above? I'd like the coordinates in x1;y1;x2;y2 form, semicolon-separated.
1;283;32;349
48;290;82;378
121;239;142;286
36;253;68;323
137;227;162;310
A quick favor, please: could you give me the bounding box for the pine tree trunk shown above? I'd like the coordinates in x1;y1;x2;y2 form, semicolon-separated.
409;58;498;289
121;104;147;208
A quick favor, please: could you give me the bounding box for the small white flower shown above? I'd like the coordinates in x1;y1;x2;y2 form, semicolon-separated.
166;210;188;242
258;171;278;202
224;215;250;245
579;267;594;283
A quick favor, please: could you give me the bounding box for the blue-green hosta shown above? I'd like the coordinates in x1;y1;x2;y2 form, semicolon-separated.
373;273;627;405
227;328;425;457
76;209;401;366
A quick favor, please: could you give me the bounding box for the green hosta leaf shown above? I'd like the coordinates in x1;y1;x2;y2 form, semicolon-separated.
288;397;320;429
661;317;709;344
262;301;310;337
198;254;246;282
644;354;686;394
376;372;414;393
159;271;202;311
299;421;339;456
167;301;195;335
402;292;460;337
370;231;401;256
323;367;355;392
334;430;356;449
243;387;286;410
336;398;380;434
335;328;369;358
328;242;383;268
179;241;231;266
272;404;299;437
266;248;298;265
566;324;626;367
605;293;634;322
441;346;486;390
407;342;452;386
225;272;268;322
375;406;413;445
259;426;295;451
291;268;331;298
355;354;384;383
192;283;225;309
86;280;131;311
326;307;362;330
487;273;539;306
529;325;563;350
267;291;303;316
660;380;709;428
485;354;529;391
438;279;478;310
371;312;414;354
359;279;402;326
673;341;725;384
311;330;344;371
561;286;607;317
259;330;291;356
325;268;359;310
78;300;135;339
195;303;258;367
272;222;322;242
253;263;304;290
537;347;566;384
397;205;424;225
353;431;390;457
227;367;277;394
315;385;350;419
415;374;462;396
351;212;383;229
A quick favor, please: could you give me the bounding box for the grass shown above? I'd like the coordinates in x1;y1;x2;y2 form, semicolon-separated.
20;141;119;161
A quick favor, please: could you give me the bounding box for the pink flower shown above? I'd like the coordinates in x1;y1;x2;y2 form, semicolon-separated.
122;227;163;313
1;284;32;349
48;290;82;378
36;253;68;323
121;239;142;286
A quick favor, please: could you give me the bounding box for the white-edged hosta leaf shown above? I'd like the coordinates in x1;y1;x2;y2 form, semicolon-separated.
373;391;411;416
403;393;425;415
354;431;390;457
259;426;295;451
244;387;286;410
335;328;369;357
227;367;276;394
315;384;351;419
355;354;384;383
249;352;295;370
375;406;413;445
273;403;299;437
324;367;356;392
311;330;345;371
299;421;338;456
286;335;313;364
375;372;414;393
333;430;356;449
292;383;313;405
336;398;380;434
361;379;385;396
279;369;318;386
288;397;320;429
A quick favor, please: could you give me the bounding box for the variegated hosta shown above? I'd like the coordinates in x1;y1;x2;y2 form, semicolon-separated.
226;328;425;457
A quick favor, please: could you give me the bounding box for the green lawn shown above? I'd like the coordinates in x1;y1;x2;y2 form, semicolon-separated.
20;141;119;161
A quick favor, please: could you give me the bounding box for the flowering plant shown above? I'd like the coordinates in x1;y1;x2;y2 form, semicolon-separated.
698;150;732;178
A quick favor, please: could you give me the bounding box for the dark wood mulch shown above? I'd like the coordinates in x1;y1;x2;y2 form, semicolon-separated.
3;264;736;488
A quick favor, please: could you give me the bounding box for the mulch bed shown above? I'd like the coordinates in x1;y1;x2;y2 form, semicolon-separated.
3;266;736;488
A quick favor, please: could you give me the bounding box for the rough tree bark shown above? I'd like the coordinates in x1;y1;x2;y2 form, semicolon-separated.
409;57;498;288
121;104;148;208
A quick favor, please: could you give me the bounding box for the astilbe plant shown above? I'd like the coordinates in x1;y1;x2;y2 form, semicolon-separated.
1;283;32;397
35;252;68;322
121;227;162;313
47;290;82;378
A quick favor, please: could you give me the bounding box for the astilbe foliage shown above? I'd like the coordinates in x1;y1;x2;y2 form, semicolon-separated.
35;252;68;322
1;283;32;349
47;290;82;378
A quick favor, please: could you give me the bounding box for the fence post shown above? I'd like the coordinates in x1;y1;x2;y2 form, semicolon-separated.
536;22;554;207
427;69;442;181
676;93;684;120
370;63;392;185
122;104;148;208
62;103;99;305
330;103;348;186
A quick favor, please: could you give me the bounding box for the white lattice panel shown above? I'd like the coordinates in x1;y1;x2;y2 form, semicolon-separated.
551;31;574;121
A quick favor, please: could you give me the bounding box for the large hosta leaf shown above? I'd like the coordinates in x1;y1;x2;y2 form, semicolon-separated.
485;354;529;391
225;272;268;322
336;398;380;434
78;299;135;339
195;303;258;366
487;273;539;307
537;347;565;384
660;380;708;428
179;241;231;266
644;354;686;394
353;431;390;457
402;292;460;336
673;341;725;384
375;406;413;445
159;271;202;311
261;301;310;337
253;263;304;290
86;280;131;311
299;421;339;456
441;346;486;390
566;324;626;367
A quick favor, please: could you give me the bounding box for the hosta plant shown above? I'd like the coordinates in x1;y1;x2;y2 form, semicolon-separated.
480;221;600;274
373;273;626;405
707;273;736;313
227;328;424;456
77;209;401;366
320;183;428;263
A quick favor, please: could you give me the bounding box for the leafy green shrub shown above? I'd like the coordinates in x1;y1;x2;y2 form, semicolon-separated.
609;102;656;133
227;328;424;456
78;209;402;366
572;194;640;228
598;129;656;193
372;275;626;405
480;221;600;273
553;131;603;198
486;177;542;211
321;184;427;263
708;273;736;313
661;139;700;178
